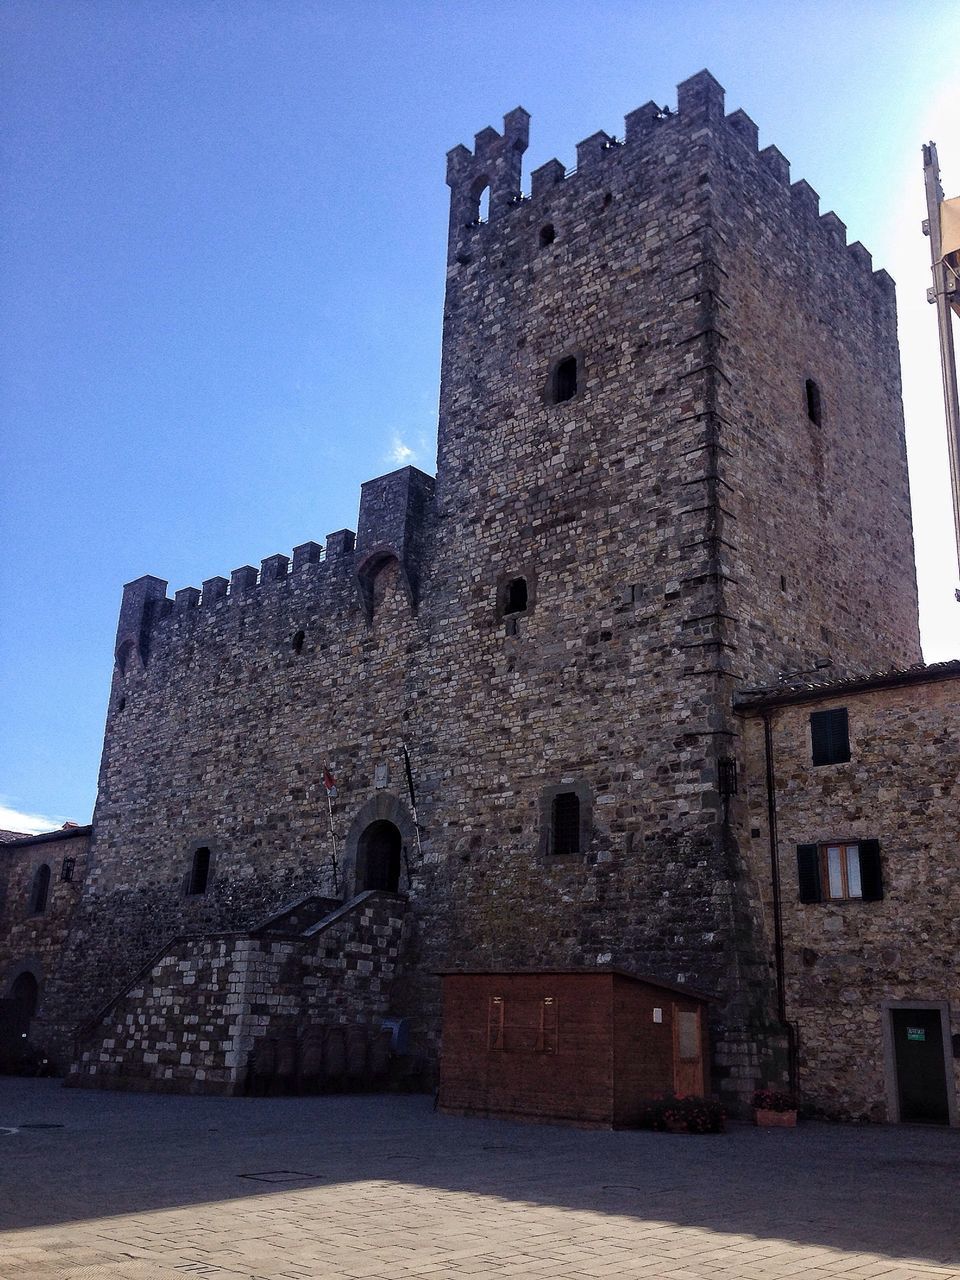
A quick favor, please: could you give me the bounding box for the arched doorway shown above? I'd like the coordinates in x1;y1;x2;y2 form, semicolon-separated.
358;820;402;893
1;971;40;1063
11;972;38;1023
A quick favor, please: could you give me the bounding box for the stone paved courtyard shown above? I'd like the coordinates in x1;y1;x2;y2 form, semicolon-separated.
1;1078;958;1280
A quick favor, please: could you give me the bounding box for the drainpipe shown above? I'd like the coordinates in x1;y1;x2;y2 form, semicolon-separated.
762;710;799;1093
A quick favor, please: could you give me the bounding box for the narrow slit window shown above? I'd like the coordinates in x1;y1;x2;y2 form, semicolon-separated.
504;577;528;615
539;223;555;247
552;792;581;856
188;846;211;896
292;630;305;654
60;856;75;883
30;864;51;914
553;356;578;403
806;378;822;426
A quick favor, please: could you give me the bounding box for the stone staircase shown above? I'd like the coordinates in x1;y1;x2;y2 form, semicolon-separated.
68;890;406;1095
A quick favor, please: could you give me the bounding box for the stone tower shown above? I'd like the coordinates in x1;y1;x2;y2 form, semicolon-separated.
47;71;920;1107
409;68;920;1092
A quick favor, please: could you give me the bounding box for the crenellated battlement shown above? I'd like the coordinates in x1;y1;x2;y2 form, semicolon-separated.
445;68;893;296
113;466;435;666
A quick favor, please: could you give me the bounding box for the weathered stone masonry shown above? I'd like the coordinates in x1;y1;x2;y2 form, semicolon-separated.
0;826;90;1066
16;70;929;1114
737;666;960;1123
71;891;405;1094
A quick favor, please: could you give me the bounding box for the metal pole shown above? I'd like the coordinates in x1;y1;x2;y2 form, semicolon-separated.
326;789;340;892
400;740;424;860
922;142;960;582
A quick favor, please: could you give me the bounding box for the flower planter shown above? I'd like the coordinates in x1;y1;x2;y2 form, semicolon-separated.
754;1108;797;1128
664;1119;690;1133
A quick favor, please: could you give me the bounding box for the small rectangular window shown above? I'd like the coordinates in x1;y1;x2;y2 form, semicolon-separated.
676;1010;700;1061
825;844;859;899
552;792;580;856
797;840;882;903
60;856;75;883
810;707;850;765
553;356;578;403
806;378;822;425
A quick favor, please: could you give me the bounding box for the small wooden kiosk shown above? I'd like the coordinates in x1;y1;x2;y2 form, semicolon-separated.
438;968;711;1128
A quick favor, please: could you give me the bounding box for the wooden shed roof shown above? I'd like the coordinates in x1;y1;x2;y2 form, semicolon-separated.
436;967;713;1001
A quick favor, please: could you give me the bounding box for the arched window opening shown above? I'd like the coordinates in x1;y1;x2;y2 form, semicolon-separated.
504;577;528;615
358;820;402;893
188;846;211;896
467;176;491;226
552;792;581;857
357;549;412;626
371;557;399;611
292;629;305;655
11;972;39;1022
806;378;822;426
539;223;555;247
29;865;51;915
553;356;578;404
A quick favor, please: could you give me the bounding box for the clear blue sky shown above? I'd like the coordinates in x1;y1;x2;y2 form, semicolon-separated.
2;0;958;830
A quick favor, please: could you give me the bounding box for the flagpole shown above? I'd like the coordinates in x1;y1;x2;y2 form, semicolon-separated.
923;141;960;583
326;789;340;892
323;764;340;893
401;740;424;861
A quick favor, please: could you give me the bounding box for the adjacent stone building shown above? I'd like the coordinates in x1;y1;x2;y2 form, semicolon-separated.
0;824;91;1068
2;70;955;1122
737;664;960;1124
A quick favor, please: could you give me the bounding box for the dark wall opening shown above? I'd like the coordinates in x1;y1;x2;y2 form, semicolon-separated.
188;846;211;896
29;865;51;915
553;356;578;403
358;820;402;893
11;972;39;1021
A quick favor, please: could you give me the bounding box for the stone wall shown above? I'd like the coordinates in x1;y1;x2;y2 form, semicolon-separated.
0;826;90;1068
737;669;960;1121
70;891;406;1093
46;71;922;1113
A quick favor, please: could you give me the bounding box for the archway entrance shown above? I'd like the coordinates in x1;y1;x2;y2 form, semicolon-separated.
358;820;402;893
10;972;38;1022
1;971;39;1064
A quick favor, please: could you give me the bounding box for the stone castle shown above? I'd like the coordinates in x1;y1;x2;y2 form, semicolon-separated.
2;70;957;1124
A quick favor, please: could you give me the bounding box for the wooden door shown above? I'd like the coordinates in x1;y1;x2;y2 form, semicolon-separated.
673;1005;704;1096
891;1008;950;1124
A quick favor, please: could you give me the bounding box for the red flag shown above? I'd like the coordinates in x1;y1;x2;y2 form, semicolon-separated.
322;765;338;796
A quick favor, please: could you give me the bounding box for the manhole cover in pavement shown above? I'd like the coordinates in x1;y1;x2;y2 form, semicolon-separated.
238;1170;324;1183
19;1122;64;1129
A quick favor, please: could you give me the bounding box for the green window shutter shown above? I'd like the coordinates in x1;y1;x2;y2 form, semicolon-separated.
796;844;821;903
858;839;883;901
810;707;850;765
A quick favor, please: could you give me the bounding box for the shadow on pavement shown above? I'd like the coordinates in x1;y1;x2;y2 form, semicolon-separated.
1;1077;958;1268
